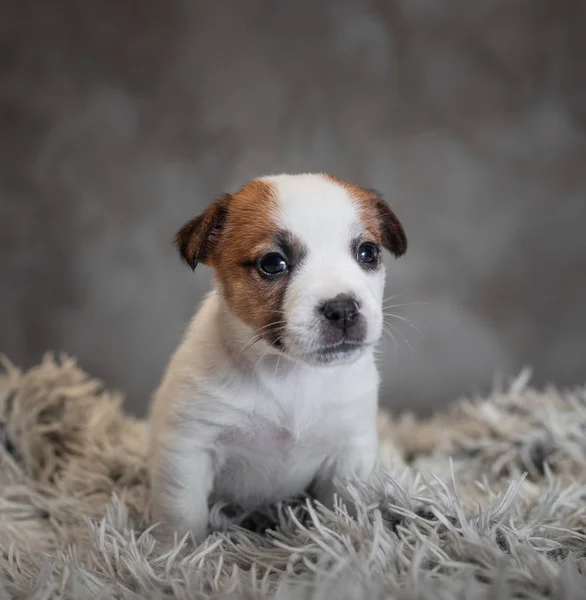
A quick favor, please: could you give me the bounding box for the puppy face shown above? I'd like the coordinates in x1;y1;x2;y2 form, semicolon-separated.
176;173;407;365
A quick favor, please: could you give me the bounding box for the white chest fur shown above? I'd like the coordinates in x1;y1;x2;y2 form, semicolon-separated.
212;413;331;508
207;359;377;508
148;293;381;543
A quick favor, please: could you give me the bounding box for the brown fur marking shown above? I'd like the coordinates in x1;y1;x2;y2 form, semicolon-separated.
176;180;288;346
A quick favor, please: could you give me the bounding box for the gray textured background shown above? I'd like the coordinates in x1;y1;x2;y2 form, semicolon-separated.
2;0;586;416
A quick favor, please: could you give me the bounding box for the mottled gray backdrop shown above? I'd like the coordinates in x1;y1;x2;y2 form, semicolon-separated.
2;0;585;415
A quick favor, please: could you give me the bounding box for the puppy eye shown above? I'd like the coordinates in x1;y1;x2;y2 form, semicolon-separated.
356;242;378;264
258;252;288;276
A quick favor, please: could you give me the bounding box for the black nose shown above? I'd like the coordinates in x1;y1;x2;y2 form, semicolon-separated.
320;294;360;329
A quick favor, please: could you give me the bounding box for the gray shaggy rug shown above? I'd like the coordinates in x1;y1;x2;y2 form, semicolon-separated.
1;355;586;599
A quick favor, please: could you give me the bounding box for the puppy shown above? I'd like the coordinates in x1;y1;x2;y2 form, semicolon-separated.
148;173;407;544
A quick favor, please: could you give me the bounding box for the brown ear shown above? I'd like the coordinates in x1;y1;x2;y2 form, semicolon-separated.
175;194;230;270
371;191;407;258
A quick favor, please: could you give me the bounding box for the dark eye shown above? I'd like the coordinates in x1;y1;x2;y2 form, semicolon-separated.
356;243;378;264
258;252;288;276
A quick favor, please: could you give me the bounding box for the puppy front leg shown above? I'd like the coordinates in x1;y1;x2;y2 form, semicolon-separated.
149;446;214;547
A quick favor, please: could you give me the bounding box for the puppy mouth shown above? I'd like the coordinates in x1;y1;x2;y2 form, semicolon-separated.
268;317;377;363
272;336;367;365
310;339;370;362
316;339;362;353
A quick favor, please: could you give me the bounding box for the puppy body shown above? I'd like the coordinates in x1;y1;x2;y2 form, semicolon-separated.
148;174;406;544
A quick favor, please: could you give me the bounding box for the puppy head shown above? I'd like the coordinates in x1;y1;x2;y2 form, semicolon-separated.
176;174;407;365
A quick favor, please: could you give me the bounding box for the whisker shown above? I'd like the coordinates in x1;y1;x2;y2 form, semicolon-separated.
243;320;287;335
253;345;273;374
384;320;413;353
380;325;399;363
381;292;406;305
238;336;263;359
383;313;425;337
381;301;430;309
230;321;287;344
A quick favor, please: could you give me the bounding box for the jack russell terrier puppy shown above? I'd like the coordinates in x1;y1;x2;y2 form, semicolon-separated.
148;173;407;544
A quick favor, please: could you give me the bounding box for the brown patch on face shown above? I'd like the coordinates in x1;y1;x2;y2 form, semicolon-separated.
175;179;295;346
322;174;407;258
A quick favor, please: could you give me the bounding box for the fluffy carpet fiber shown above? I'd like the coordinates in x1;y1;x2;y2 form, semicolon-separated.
1;355;586;599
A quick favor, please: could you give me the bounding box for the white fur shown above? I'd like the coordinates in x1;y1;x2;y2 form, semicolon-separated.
148;174;386;545
268;174;385;363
